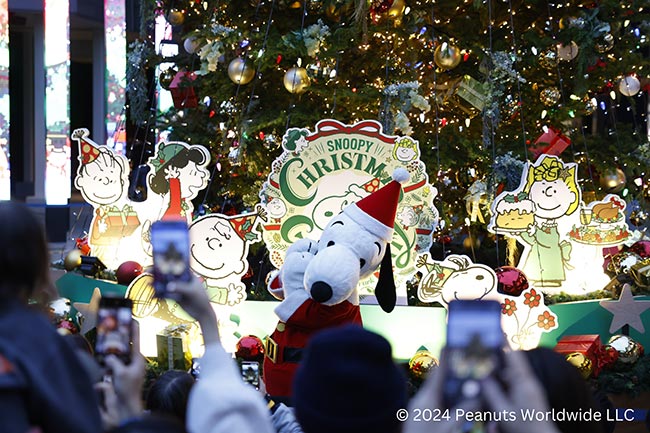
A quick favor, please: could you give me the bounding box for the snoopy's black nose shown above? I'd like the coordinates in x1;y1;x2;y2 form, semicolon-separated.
310;281;333;303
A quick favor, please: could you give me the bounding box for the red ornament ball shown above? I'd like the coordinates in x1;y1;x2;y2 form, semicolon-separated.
495;266;529;297
235;335;265;362
630;240;650;258
116;261;143;286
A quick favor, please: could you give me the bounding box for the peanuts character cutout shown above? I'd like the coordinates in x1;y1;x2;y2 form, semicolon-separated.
416;254;558;349
490;155;580;288
148;142;210;222
189;207;267;306
72;128;140;268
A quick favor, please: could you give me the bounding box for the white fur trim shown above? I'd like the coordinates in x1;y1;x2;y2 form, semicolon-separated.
274;290;310;322
344;203;392;241
392;167;410;184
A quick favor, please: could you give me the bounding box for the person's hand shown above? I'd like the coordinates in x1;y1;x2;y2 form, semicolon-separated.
482;350;561;433
402;356;480;433
95;380;120;430
168;276;219;345
103;321;146;423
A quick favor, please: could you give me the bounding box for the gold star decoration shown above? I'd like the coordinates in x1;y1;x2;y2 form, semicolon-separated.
557;167;571;181
73;287;102;335
599;284;650;334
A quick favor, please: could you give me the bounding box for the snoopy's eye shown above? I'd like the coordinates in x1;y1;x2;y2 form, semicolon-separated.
476;275;484;280
359;259;366;269
327;241;335;247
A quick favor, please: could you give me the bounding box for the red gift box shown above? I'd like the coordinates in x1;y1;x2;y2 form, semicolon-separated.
554;334;605;376
170;71;198;109
530;127;571;158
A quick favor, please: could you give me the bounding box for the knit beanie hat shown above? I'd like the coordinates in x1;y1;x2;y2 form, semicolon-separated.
293;325;407;433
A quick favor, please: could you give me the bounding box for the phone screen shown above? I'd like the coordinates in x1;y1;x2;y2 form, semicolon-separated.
443;300;504;409
151;220;192;297
95;297;133;365
240;361;260;389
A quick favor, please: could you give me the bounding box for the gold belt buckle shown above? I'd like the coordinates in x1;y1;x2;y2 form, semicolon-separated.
266;337;278;363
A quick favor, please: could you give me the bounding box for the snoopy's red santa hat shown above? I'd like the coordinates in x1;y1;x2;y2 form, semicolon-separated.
343;168;410;242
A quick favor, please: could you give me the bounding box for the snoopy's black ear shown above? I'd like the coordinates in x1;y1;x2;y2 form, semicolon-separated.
375;243;396;313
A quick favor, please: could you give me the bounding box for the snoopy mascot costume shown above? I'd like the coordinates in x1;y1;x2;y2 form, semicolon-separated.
263;168;409;400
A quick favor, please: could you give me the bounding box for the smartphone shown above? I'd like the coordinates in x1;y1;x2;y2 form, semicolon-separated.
240;361;260;389
442;300;505;409
95;296;133;366
151;220;192;297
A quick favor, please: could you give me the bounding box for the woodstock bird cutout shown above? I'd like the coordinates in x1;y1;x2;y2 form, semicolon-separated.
263;168;410;399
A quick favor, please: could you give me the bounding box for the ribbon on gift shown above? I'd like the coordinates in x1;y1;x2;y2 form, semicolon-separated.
531;128;571;158
555;334;609;377
308;119;395;144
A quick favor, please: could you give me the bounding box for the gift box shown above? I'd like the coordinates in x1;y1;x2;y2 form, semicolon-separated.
630;258;650;288
156;334;191;371
156;323;192;371
103;206;140;238
530;127;571;158
555;334;607;376
170;71;198;109
453;75;487;114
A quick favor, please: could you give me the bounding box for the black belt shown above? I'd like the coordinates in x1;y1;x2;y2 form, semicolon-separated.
265;337;303;364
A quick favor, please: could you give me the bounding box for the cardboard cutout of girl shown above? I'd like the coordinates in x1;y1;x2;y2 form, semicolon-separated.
148;142;210;222
517;155;580;287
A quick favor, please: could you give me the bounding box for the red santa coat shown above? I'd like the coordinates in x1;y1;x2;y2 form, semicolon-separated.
263;297;362;399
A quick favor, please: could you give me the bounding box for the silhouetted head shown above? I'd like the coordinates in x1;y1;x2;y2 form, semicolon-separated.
524;347;606;433
0;201;51;303
146;370;195;423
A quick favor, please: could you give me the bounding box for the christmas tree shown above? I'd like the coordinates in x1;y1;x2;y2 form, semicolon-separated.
126;0;649;269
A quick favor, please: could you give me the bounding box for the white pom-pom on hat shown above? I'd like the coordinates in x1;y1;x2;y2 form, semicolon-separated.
392;167;410;184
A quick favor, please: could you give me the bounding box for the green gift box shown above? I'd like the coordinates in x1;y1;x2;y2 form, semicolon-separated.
454;75;487;112
156;335;190;371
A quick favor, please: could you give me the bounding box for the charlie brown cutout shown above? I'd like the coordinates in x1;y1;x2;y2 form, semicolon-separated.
489;155;580;288
189;206;267;306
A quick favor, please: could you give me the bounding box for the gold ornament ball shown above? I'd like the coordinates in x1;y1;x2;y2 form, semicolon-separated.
538;49;559;70
64;249;83;271
463;236;481;251
434;42;462;70
540;87;561;106
166;9;185;26
388;0;406;20
608;335;643;365
228;58;255;85
600;168;626;193
565;352;593;379
159;68;177;90
283;67;310;94
619;75;641;97
595;33;614;53
409;350;439;380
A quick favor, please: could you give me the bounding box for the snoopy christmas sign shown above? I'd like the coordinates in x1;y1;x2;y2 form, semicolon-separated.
260;119;438;297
